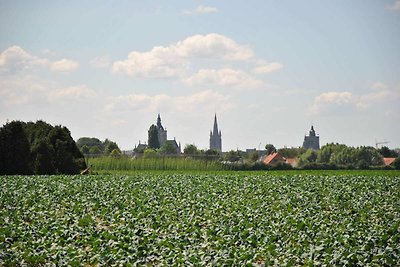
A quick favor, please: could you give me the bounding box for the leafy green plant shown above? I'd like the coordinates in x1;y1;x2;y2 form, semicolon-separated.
1;171;399;265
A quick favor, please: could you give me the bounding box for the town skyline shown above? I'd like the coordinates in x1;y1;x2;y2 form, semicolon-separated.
1;1;399;151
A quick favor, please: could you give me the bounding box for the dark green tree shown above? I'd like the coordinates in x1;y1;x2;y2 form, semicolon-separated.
80;144;90;154
0;120;85;175
148;124;160;149
76;137;103;151
104;139;120;155
89;146;101;154
278;147;305;158
184;144;198;155
298;149;318;166
0;121;32;174
378;146;398;158
160;141;178;154
32;139;56;174
265;144;277;155
224;150;241;162
393;158;400;170
110;148;122;157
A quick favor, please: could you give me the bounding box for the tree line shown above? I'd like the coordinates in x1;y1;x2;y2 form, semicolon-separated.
0;121;86;175
76;137;121;157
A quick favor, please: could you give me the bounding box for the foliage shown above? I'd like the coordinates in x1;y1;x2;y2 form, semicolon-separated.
298;149;318;167
224;150;242;162
89;146;101;154
77;137;120;156
109;148;122;157
394;158;400;170
316;143;384;169
76;137;103;151
148;124;160;149
159;140;179;154
89;156;227;171
1;172;399;266
143;148;158;158
265;144;277;155
183;144;199;155
104;139;121;155
0;120;85;175
378;146;398;158
0;121;32;175
278;147;305;158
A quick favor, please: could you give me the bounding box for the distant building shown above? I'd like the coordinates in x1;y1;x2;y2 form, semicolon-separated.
262;152;286;166
383;157;396;166
155;114;181;153
303;125;320;150
165;139;181;154
156;114;167;147
210;114;222;152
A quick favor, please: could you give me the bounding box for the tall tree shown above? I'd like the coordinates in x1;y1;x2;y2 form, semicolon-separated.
0;121;32;174
184;144;198;155
265;144;277;155
160;141;178;154
148;124;160;149
104;140;120;155
378;146;398;158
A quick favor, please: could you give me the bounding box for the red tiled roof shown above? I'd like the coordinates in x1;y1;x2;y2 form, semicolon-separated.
263;152;285;165
383;157;396;166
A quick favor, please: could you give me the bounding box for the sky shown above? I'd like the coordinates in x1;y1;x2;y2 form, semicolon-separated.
1;0;399;151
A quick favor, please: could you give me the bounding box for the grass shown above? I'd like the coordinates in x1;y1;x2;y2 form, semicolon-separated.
87;156;229;172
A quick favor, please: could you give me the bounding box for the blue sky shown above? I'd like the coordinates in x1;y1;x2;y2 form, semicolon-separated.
1;0;399;151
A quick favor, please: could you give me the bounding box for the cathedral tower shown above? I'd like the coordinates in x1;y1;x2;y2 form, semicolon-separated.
156;114;167;147
302;125;320;150
210;114;222;152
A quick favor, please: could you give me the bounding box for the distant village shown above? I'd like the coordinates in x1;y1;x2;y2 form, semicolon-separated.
126;114;398;169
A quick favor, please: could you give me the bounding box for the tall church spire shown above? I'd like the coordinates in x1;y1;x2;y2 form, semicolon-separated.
157;114;163;130
213;114;219;135
210;114;222;152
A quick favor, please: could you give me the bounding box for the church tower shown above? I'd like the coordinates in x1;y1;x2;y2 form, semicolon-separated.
210;114;222;152
302;125;320;150
156;114;167;147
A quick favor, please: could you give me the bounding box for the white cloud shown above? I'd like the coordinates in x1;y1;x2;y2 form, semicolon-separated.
185;68;263;89
90;56;111;69
0;46;49;72
371;81;388;90
389;0;400;10
112;47;186;78
0;46;81;74
0;73;95;108
253;62;283;74
112;33;254;78
105;90;232;114
309;83;399;114
51;58;79;72
309;91;353;113
50;85;96;101
356;82;396;109
183;5;218;15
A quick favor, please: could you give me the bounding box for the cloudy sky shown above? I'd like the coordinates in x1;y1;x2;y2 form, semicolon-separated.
1;1;399;151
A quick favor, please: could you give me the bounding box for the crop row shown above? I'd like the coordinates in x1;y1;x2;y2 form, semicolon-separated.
1;173;399;266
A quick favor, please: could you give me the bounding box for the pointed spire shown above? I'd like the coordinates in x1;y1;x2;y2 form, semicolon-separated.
157;114;163;129
309;125;316;136
213;113;219;135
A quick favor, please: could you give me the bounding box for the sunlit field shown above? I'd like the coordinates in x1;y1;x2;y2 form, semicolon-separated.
1;171;399;266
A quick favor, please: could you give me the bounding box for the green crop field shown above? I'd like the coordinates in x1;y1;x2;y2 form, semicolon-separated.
1;171;400;266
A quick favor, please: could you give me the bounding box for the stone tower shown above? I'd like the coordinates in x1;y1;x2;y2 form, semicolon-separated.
302;125;320;150
156;114;167;147
210;114;222;152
